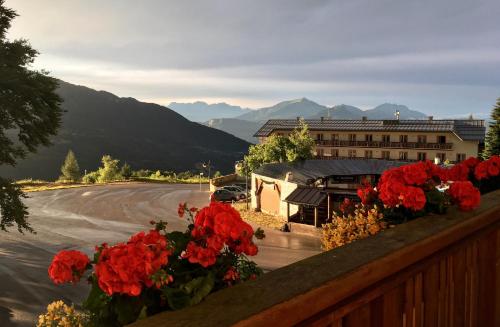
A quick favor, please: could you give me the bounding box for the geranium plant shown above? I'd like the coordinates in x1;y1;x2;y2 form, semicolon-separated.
44;201;264;326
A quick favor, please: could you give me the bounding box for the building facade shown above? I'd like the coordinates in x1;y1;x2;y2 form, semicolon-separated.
254;118;486;163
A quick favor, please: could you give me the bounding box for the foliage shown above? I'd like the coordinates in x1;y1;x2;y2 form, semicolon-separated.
97;155;123;183
82;171;100;184
46;202;264;326
322;204;386;251
0;0;62;232
286;119;315;162
59;150;81;182
483;97;500;159
242;119;314;174
120;163;132;180
37;300;89;327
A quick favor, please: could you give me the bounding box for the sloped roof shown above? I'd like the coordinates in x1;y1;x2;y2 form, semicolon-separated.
285;187;327;206
254;159;407;185
254;119;485;141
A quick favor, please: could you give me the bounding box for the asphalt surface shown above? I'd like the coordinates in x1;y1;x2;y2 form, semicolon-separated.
0;183;321;326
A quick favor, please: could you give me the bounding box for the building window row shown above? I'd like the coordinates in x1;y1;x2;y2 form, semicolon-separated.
316;149;467;163
310;133;447;144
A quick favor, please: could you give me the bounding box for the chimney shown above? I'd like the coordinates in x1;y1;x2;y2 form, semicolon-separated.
362;116;367;121
296;116;301;121
395;110;400;120
320;116;324;122
428;116;433;121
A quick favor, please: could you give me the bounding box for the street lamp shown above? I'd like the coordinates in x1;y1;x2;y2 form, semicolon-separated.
199;172;204;191
202;160;211;180
235;160;249;210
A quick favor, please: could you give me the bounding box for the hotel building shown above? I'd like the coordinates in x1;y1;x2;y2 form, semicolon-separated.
254;117;486;163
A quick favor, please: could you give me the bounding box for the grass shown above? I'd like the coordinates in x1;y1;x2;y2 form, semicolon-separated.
232;202;286;230
17;177;209;193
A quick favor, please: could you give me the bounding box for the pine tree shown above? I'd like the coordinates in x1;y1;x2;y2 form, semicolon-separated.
97;155;121;182
59;150;81;182
483;98;500;159
0;1;62;232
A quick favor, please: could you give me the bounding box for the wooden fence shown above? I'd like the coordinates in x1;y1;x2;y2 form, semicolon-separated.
130;189;500;327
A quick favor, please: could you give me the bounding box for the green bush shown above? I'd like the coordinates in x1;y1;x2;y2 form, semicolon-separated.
82;171;99;184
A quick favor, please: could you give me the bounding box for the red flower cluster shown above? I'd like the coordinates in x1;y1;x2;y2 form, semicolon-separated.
183;202;258;267
377;162;432;211
474;155;500;181
448;181;481;211
223;267;240;285
357;185;377;205
48;250;90;284
95;230;171;296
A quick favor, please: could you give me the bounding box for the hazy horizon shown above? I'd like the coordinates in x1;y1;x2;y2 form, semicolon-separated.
6;0;500;117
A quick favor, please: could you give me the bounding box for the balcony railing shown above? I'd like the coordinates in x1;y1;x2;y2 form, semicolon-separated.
315;139;453;150
314;155;417;162
131;189;500;327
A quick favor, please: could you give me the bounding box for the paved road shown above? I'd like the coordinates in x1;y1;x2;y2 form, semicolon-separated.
0;183;321;326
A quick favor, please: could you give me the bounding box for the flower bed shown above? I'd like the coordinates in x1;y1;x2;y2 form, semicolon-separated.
322;156;500;250
40;202;264;326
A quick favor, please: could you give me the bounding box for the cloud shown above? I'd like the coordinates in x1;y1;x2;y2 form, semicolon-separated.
5;0;500;115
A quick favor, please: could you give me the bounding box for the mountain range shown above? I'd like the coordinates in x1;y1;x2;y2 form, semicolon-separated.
172;98;428;143
0;81;250;180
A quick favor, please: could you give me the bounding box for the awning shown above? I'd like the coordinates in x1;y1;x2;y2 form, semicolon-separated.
285;187;327;206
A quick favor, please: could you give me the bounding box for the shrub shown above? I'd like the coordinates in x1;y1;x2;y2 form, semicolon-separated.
82;171;99;184
321;205;386;251
97;155;123;182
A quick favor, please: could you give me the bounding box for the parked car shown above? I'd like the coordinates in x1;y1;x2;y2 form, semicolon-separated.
221;186;248;199
233;183;248;190
210;189;238;202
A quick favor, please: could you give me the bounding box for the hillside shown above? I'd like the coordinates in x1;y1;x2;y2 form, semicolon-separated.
309;104;365;119
364;103;428;119
0;81;250;180
236;98;327;122
205;118;261;143
168;101;251;122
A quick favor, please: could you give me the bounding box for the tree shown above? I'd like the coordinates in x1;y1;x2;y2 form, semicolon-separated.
97;155;122;182
243;120;314;173
483;98;500;159
120;162;132;179
59;150;81;182
0;1;62;232
286;119;315;162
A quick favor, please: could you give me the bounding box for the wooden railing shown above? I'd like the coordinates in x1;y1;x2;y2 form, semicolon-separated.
315;139;453;150
130;189;500;327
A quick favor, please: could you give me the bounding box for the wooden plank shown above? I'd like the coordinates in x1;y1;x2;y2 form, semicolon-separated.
414;273;423;327
404;278;414;327
343;303;371;327
452;247;466;327
382;286;404;327
423;263;439;327
496;230;500;327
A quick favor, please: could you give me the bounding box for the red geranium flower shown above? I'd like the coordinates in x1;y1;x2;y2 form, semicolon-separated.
448;181;481;211
178;202;187;218
48;250;90;284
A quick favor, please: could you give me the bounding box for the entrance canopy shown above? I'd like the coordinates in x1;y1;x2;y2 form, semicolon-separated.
285;187;327;207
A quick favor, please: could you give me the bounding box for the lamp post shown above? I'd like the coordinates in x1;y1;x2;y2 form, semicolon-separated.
199;172;204;191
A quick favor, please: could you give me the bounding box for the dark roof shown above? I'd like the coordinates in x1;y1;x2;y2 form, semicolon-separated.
254;159;407;185
285;187;327;206
254;119;485;141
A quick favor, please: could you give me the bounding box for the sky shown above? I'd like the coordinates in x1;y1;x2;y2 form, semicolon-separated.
5;0;500;117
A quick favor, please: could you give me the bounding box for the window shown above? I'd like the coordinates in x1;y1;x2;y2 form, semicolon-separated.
331;134;339;141
417;152;427;161
365;150;373;158
417;135;427;143
382;135;391;143
436;153;446;163
332;149;339;157
456;153;466;162
348;149;357;158
349;134;357;142
437;135;447;144
399;135;408;143
399;151;408;160
381;151;390;159
365;134;373;142
316;133;324;141
316;148;324;157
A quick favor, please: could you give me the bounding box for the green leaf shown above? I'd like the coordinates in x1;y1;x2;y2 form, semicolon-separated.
187;273;215;306
83;279;109;313
163;288;191;310
114;296;143;325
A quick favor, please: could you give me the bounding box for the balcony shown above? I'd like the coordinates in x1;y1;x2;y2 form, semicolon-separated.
314;155;416;162
315;139;453;150
131;189;500;327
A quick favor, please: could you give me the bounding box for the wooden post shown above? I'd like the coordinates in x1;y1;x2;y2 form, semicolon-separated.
327;193;331;220
287;202;290;222
314;207;318;227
